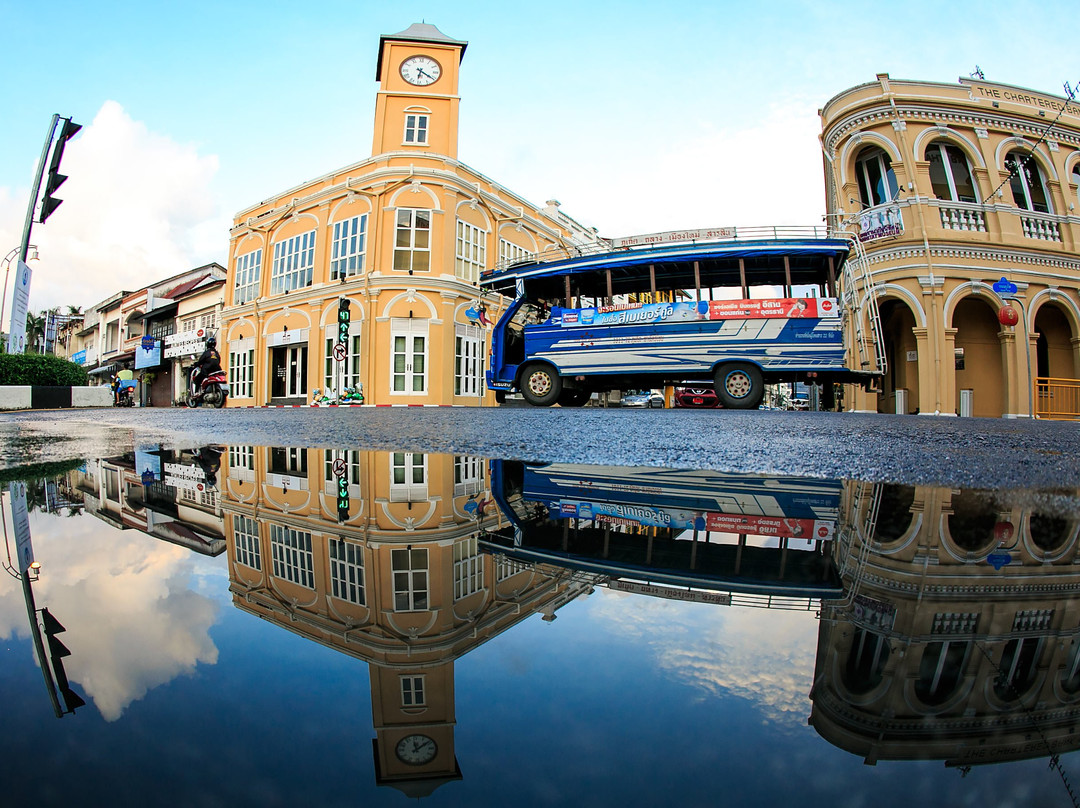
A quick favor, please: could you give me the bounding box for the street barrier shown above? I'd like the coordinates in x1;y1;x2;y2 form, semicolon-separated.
0;385;112;410
1034;377;1080;421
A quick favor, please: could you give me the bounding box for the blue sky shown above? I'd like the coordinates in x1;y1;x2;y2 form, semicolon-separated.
1;0;1075;311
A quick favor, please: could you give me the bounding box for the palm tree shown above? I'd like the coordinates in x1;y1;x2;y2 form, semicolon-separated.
25;310;47;353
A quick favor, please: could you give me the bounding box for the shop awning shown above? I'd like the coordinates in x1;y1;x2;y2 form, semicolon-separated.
88;364;117;376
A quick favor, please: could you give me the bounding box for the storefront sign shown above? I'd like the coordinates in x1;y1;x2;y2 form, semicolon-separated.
267;328;308;347
852;594;896;631
857;204;904;242
164;329;206;358
135;339;162;369
71;349;87;365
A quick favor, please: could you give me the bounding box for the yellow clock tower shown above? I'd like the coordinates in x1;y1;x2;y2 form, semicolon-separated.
372;23;468;158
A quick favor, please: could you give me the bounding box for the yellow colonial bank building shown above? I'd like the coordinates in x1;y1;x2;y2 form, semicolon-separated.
222;23;599;407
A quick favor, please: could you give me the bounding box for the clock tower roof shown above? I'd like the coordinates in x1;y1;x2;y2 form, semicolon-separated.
376;23;468;78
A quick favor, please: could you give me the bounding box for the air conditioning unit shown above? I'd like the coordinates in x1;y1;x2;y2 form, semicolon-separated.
894;388;908;415
959;389;974;417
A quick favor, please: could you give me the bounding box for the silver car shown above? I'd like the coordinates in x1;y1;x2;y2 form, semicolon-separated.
620;391;664;408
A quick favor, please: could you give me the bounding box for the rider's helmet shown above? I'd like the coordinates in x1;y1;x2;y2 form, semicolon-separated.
206;336;217;348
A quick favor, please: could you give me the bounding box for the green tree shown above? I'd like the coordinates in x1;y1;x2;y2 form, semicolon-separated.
25;310;47;353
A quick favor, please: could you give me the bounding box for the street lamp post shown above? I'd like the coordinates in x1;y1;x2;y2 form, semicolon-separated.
1;245;38;344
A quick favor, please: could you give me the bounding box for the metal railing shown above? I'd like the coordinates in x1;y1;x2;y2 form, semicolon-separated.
1035;377;1080;420
838;234;887;375
488;224;837;274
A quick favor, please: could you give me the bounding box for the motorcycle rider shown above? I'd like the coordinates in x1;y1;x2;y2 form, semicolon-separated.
113;364;135;405
189;336;222;401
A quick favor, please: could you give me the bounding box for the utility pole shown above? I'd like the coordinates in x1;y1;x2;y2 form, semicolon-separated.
8;115;81;354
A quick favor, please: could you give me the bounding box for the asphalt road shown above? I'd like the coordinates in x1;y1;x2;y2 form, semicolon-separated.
0;406;1078;492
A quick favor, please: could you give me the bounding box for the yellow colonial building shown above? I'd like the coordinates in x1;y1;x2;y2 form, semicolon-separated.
820;75;1080;418
220;446;593;796
222;23;599;407
812;481;1080;766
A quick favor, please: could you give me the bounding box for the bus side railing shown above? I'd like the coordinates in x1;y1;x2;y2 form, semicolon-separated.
491;224;838;273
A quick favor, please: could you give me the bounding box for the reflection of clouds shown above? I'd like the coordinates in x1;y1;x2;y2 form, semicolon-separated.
591;589;817;726
0;508;220;721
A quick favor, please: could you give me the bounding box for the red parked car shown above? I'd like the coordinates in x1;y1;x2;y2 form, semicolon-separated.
673;387;719;408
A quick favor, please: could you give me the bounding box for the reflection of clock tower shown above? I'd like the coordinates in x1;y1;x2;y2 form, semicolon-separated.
371;661;462;797
372;23;468;158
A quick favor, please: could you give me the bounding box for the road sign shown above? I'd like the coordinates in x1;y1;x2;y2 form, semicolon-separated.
992;277;1018;298
333;342;347;362
6;261;32;354
332;458;347;477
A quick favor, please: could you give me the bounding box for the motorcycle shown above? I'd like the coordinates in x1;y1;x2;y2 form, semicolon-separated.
187;369;229;408
113;383;135;407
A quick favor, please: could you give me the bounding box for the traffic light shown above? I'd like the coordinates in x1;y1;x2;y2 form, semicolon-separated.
337;475;350;522
337;298;351;345
41;608;86;714
39;117;82;223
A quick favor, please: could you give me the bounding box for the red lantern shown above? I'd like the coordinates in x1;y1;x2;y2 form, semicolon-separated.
993;521;1014;545
998;305;1019;327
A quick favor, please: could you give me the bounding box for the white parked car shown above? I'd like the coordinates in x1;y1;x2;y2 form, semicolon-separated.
620;391;665;408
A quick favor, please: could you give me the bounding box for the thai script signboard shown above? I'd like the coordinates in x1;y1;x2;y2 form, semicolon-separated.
608;228;737;249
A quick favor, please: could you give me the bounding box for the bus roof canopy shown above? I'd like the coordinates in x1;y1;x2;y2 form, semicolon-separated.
479;237;852;299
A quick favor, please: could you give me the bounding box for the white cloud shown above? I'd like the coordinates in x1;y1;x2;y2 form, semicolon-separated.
464;100;826;239
592;587;819;725
0;506;221;722
0;101;228;314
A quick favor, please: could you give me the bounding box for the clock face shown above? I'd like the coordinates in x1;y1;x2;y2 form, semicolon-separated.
400;56;441;86
395;733;437;765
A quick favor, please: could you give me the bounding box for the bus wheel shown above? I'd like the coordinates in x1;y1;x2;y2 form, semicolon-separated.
520;363;562;406
715;363;764;409
557;389;591;407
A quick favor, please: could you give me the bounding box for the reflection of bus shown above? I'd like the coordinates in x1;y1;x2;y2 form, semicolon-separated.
483;461;844;599
479;229;879;408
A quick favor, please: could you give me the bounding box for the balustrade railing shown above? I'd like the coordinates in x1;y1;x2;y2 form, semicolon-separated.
1019;212;1063;242
937;202;986;232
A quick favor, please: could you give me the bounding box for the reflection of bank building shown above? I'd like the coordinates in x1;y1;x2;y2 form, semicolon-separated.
219;447;591;797
811;482;1080;769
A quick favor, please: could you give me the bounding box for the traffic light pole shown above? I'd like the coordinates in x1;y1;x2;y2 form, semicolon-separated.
18;114;60;264
22;574;64;718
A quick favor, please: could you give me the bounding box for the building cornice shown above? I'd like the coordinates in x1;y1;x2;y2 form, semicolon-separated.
823;101;1080;155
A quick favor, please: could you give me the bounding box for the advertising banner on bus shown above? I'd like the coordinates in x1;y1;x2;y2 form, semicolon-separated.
705;513;835;540
556;499;705;530
552;298;837;328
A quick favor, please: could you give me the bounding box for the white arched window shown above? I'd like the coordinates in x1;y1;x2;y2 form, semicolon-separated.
855;146;899;207
1071;162;1080;206
1005;151;1052;213
926;141;977;203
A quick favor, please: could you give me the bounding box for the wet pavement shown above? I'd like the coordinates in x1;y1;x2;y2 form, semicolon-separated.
1;407;1079;490
2;412;1080;806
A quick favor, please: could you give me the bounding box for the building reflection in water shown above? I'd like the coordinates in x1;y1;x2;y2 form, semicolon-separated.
811;482;1080;775
41;443;1080;793
219;446;593;797
217;450;848;796
72;446;226;556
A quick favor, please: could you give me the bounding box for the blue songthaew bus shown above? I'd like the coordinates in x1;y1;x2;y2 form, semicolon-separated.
481;460;844;599
479;228;879;408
